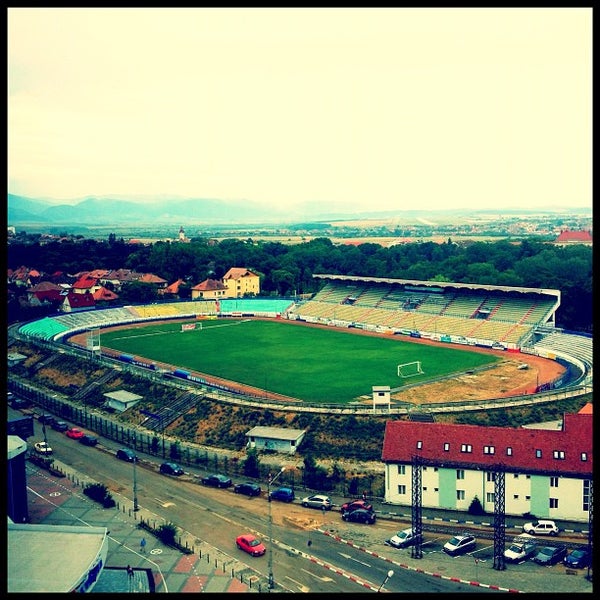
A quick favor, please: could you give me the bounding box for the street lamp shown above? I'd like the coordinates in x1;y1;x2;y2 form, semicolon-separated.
133;456;139;512
377;569;394;592
267;467;286;591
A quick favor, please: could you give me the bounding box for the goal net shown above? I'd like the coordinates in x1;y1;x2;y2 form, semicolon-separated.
397;361;424;378
181;322;202;332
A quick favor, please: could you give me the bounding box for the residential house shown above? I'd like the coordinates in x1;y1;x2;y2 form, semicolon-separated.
61;291;95;313
222;267;260;298
137;273;168;293
554;229;593;245
191;278;228;301
160;279;185;299
381;407;592;522
71;274;102;295
93;286;119;304
26;282;64;306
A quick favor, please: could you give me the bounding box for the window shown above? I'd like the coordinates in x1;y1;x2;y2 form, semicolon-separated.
397;465;406;475
483;445;495;455
460;444;473;453
549;498;559;509
417;441;423;449
526;475;531;479
423;487;427;491
513;494;519;499
525;495;531;501
423;466;427;471
486;472;496;482
486;492;495;503
581;452;588;462
535;449;542;458
397;485;406;495
513;473;519;478
456;490;465;500
553;450;565;460
456;469;465;480
433;467;438;472
506;447;513;456
583;480;591;511
434;488;439;492
550;476;559;488
444;443;450;451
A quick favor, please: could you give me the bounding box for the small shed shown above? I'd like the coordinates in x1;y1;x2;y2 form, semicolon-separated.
372;385;391;411
245;426;306;455
8;353;28;368
103;390;143;413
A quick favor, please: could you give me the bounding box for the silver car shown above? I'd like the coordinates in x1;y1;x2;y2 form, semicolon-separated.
301;494;333;510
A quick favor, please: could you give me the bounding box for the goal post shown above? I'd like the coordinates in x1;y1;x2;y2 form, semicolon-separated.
397;361;424;378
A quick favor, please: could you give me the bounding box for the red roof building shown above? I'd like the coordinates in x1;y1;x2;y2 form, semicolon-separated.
554;229;592;244
191;278;228;300
381;409;592;521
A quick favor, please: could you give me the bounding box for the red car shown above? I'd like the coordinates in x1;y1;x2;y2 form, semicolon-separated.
236;534;266;557
65;427;85;439
341;499;373;515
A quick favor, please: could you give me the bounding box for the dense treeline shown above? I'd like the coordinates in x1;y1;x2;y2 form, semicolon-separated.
7;235;593;332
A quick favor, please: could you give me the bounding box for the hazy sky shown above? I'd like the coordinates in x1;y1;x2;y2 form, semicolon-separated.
8;7;592;211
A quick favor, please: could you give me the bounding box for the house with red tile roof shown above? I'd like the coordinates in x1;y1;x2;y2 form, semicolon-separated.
381;408;592;521
554;229;592;245
93;286;119;303
222;267;260;298
71;274;102;295
26;282;64;305
191;278;228;300
159;279;185;298
61;291;95;313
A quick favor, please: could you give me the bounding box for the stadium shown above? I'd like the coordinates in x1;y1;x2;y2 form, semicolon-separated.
14;274;593;423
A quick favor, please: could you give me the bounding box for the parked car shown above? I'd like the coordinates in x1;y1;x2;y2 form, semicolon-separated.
388;527;422;549
563;548;591;569
340;499;373;515
201;474;232;488
268;487;295;503
79;434;99;447
341;508;376;524
533;545;568;565
38;414;56;426
236;534;266;557
116;448;138;462
301;494;333;510
443;534;477;556
10;396;30;409
523;519;559;536
504;536;537;563
233;482;262;496
65;427;85;439
33;441;52;455
160;462;184;476
51;420;69;432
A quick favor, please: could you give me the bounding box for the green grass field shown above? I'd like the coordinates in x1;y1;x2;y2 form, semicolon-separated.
99;319;499;403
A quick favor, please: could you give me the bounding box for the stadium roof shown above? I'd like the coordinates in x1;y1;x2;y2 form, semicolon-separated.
313;274;560;298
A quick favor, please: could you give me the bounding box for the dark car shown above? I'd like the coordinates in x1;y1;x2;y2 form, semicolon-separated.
443;534;477;556
201;474;232;488
341;499;373;515
10;396;30;409
268;487;295;503
234;482;262;496
51;420;69;432
160;462;184;476
341;508;376;524
564;548;591;569
533;545;568;566
79;434;99;446
38;414;56;426
116;448;138;462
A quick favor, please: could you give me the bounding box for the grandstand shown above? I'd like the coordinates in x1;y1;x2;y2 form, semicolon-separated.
291;274;560;350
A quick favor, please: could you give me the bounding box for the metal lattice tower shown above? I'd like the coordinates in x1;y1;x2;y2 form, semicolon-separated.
411;454;423;559
587;479;593;581
492;465;506;571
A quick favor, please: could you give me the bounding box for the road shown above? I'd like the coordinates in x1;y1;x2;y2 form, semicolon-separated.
20;411;506;593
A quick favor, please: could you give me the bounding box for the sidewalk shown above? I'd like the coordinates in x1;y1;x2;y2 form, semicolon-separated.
25;461;265;593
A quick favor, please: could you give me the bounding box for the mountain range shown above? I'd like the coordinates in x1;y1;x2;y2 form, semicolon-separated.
6;193;591;230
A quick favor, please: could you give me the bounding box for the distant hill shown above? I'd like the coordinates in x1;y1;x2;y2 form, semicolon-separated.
6;193;591;229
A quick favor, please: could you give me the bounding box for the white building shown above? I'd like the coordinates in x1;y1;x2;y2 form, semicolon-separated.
381;406;592;522
245;426;306;455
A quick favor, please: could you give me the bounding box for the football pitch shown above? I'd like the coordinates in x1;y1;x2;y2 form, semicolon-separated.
98;319;500;403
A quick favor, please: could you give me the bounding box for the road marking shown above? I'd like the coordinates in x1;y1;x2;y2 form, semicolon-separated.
338;552;371;567
301;568;334;582
284;575;310;592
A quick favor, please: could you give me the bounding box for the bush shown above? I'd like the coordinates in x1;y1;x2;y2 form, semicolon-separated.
468;495;486;516
84;482;115;508
156;522;178;546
